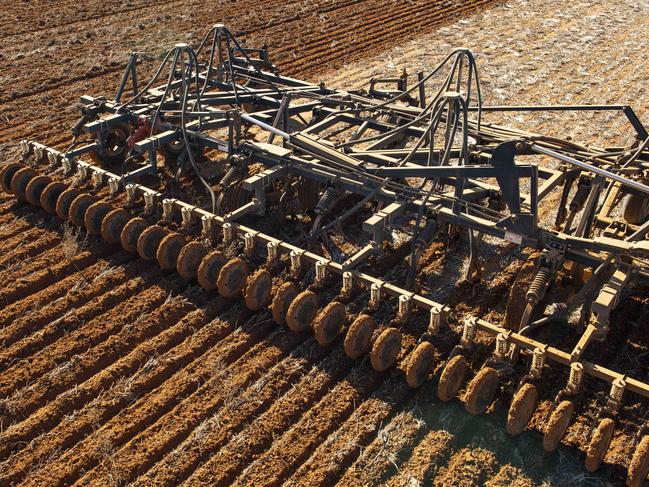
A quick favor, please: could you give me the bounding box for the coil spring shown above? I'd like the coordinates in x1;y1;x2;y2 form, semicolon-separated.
495;333;509;357
569;177;591;212
462;317;477;343
416;217;438;247
531;347;545;374
284;197;302;215
219;165;242;189
610;378;625;402
315;186;336;214
487;190;502;211
569;362;584;388
526;266;551;304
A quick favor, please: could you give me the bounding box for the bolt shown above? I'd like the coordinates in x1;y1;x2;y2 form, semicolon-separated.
144;194;156;216
47;150;58;168
62;157;72;175
77;165;88;182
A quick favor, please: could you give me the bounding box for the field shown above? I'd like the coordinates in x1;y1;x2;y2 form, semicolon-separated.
1;0;648;486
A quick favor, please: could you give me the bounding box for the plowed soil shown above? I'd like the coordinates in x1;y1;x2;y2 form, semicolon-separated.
1;0;648;486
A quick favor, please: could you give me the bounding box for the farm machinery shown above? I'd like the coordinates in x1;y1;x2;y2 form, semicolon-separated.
3;24;649;482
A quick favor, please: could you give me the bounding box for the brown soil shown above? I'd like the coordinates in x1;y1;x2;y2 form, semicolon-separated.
0;0;647;485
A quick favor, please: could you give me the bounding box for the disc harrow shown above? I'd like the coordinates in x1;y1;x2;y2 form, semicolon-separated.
3;23;649;481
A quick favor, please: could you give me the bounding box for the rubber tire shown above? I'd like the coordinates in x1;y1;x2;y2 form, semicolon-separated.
10;167;37;201
344;314;375;359
197;250;226;291
628;435;649;487
84;202;112;235
55;188;80;220
312;301;346;346
243;268;272;311
91;123;132;166
506;383;538;436
137;225;167;261
0;163;23;194
437;355;469;402
120;217;147;253
585;418;615;473
286;290;319;332
217;258;250;298
25;175;51;206
69;193;95;227
464;367;499;415
271;282;298;325
543;400;574;452
405;342;435;388
101;208;130;244
157;232;186;269
370;327;401;372
177;241;208;280
623;194;649;225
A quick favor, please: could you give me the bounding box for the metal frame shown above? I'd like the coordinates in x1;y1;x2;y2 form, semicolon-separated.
19;24;649;400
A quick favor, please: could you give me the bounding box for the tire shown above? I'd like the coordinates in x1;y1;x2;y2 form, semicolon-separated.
40;182;67;214
101;208;130;244
84;201;112;235
120;217;147;253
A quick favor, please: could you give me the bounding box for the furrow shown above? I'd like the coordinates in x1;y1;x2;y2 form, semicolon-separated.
135;336;330;486
20;306;275;485
0;300;228;485
76;319;307;485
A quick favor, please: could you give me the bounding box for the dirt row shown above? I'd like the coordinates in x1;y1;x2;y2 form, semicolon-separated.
1;0;646;485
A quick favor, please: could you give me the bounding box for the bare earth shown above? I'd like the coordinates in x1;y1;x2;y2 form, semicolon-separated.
0;0;648;486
